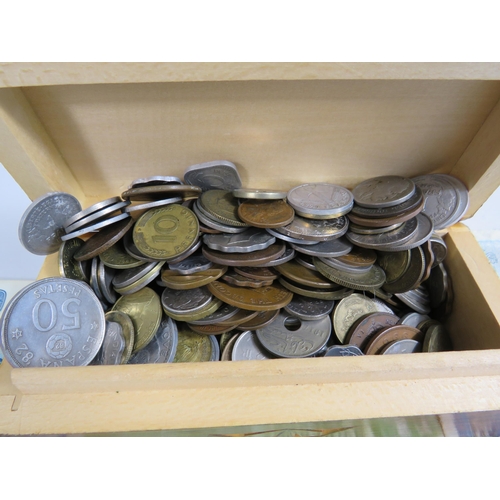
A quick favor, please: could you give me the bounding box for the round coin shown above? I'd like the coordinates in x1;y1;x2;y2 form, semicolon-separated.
128;176;182;189
284;296;335;321
422;323;452;352
161;286;213;315
121;184;202;201
345;312;400;350
98;238;144;269
237;199;295;228
233;188;287;200
380;339;422;354
199;190;248;227
202;243;286;267
324;345;364;357
382;246;425;294
274;214;349;242
290;237;353;258
333;294;380;343
58;238;89;281
203;227;276;253
232;331;274;360
287;183;354;217
276;260;338;289
236;309;280;330
184;160;242;192
104;310;135;364
173;325;214;362
364;325;423;355
352;176;415;208
60;212;131;242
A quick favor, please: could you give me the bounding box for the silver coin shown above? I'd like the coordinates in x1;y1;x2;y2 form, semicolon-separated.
63;196;122;228
333;294;379;343
90;257;105;302
188;304;240;326
371;298;395;314
165;237;202;265
345;217;418;249
349;222;404;235
60;212;130;241
168;253;213;275
352;176;415;209
113;261;160;289
232;188;288;199
395;291;431;314
274;215;349;241
256;312;331;358
203;228;276;253
94;321;126;365
123;197;183;213
265;228;319;245
128;316;178;364
284;296;335;321
287;183;354;217
429;234;447;268
64;199;130;233
439;174;469;226
317;256;372;274
382;213;434;251
381;339;422;354
193;201;247;234
1;277;105;367
184;160;242;192
398;312;431;328
122;229;159;263
209;334;220;361
324;345;364;357
161;286;213;315
250;247;296;267
97;260;118;304
128;176;183;189
114;263;163;296
231;331;274;360
19;192;82;255
290;237;353;258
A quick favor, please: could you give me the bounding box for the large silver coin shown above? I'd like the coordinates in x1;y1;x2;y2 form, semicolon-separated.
94;320;126;365
161;286;213;315
63;196;121;229
187;303;240;326
168;253;213;275
231;331;274;361
128;316;178;364
233;188;287;200
287;183;354;217
381;339;422;354
64;199;130;233
1;277;105;367
333;294;379;343
324;345;364;357
284;296;335;321
184;160;242;192
275;215;349;242
19;192;82;255
256;312;331;358
203;228;276;253
352;176;415;209
290;237;353;257
384;213;434;251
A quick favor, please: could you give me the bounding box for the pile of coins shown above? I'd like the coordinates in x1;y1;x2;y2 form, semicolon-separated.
1;161;466;367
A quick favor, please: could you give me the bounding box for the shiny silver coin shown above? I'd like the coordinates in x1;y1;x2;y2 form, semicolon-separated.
161;286;213;315
232;188;288;200
128;176;183;189
112;261;160;289
1;277;105;367
114;263;164;296
203;228;276;253
256;312;331;358
290;237;352;258
64;199;130;233
209;335;220;361
60;212;130;241
63;196;122;228
317;256;372;274
168;253;213;275
398;312;431;328
349;221;404;235
265;228;319;245
324;345;364;357
94;320;126;365
184;160;242;192
250;247;296;267
274;215;349;242
188;304;240;326
429;234;447;268
383;213;434;251
123;197;183;213
381;339;422;354
287;183;354;217
19;192;82;255
352;176;415;209
284;296;335;321
231;331;274;361
97;260;118;304
193;201;247;234
346;217;418;249
128;316;178;364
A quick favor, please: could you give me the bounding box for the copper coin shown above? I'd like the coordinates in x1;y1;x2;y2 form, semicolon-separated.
236;309;280;331
222;270;274;288
234;267;280;281
121;184;202;201
202;243;286;267
276;260;338;289
345;312;400;351
159;265;227;290
237;199;295;228
73;217;135;261
336;247;378;267
207;280;293;311
347;200;424;228
364;325;424;355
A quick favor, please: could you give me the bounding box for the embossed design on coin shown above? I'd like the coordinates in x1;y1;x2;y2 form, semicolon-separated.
352;176;415;208
324;345;364;357
46;333;73;359
203;228;276;253
184;160;242;191
333;294;379;343
232;331;274;361
287;183;353;216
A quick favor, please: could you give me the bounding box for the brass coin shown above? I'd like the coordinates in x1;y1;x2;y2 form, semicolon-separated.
364;325;424;355
173;325;214;363
278;276;352;301
121;184;202;201
159;265;227;290
58;237;89;281
112;287;162;353
105;310;135;364
208;280;293;311
222;270;274;288
202;243;286;267
345;312;400;350
199;190;249;227
99;238;144;269
219;332;238;355
221;333;241;361
382;246;425;294
236;309;280;331
234;267;279;281
187;323;237;335
133;204;199;260
377;250;411;283
276;260;338;289
237;199;295;228
73;217;135;261
163;298;223;322
336;247;377;267
423;323;452;352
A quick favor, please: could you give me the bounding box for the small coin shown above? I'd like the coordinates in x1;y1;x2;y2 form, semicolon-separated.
430;234;447;268
324;345;364;357
426;263;449;309
237;199;295;228
284;296;335;321
352;176;415;208
165;237;202;265
317;256;372;275
221;271;274;288
187;303;239;326
349;221;404;235
97;260;118;304
161;286;213;315
193;201;248;233
163;298;222;322
234;267;279;281
159;265;227;290
64;196;122;228
291;237;353;258
384;213;434;252
217;309;259;327
380;339;422;354
187;323;237;335
113;261;161;289
250;247;296;267
423;323;452;352
168;253;213;275
58;238;89;282
398;312;431;328
278;276;352;301
287;183;354;217
104;310;135;364
233;188;287;200
19;192;82;255
128;176;183;189
221;333;240;361
173;325;214;362
184;160;242;192
202;243;286;267
232;331;274;361
333;294;380;343
64;199;130;233
203;228;276;253
98;238;144;269
265;228;320;245
345;312;400;350
377;250;411;283
123;197;184;213
274;215;349;242
364;325;423;355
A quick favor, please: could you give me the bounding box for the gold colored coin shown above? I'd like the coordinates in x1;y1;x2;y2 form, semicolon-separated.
336;247;377;266
208;280;293;311
112;287;162;353
173;325;213;362
199;190;248;227
237;199;295;228
163;298;223;322
276;260;338;289
99;239;144;269
377;250;411;283
133;204;199;260
160;265;227;290
222;270;274;288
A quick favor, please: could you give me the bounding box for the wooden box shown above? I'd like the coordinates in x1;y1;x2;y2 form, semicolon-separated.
1;63;500;435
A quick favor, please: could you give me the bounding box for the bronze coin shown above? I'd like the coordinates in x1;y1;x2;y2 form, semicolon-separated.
278;276;352;301
336;247;377;267
121;184;202;201
237;199;295;228
236;309;280;330
217;309;260;326
202;243;286;267
159;265;227;290
345;312;400;351
347;201;424;228
207;280;293;311
73;217;134;261
364;325;424;355
276;260;338;289
222;270;274;288
187;323;237;335
381;246;425;294
234;267;280;281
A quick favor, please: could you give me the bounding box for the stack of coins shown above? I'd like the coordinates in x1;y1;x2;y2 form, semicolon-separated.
2;161;467;367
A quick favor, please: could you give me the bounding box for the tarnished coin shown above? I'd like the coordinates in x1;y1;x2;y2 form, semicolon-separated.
165;237;202;265
133;204;199;260
113;261;161;289
430;234;447;268
112;287;162;353
173;325;215;362
278;276;350;300
222;271;273;288
349;222;404;235
64;199;130;233
128;176;182;189
364;325;423;355
398;312;431;328
97;260;118;304
317;255;372;275
104;310;135;364
203;228;276;253
274;214;349;242
123;197;184;213
184;160;242;192
276;260;338;289
291;237;352;258
58;238;90;282
237;199;295;228
208;280;293;311
385;213;434;251
345;312;400;350
287;183;354;218
168;253;212;275
352;176;415;208
221;333;240;361
202;243;286;267
187;323;237;335
216;309;259;327
250;247;296;267
395;290;431;314
121;184;202;201
89;257;105;301
193;201;248;234
122;228;159;263
232;331;274;361
256;312;331;358
236;309;280;330
265;228;320;246
187;303;239;326
380;339;422;354
333;294;380;343
233;188;287;200
128;316;178;364
19;192;82;255
159;264;227;290
347;202;423;228
426;263;449;309
337;247;378;266
161;286;213;315
98;238;144;269
234;267;279;281
94;320;126;365
285;296;335;321
324;345;364;357
377;250;411;283
61;212;131;241
423;323;452;352
163;298;222;322
1;278;105;367
199;190;249;227
382;246;425;294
